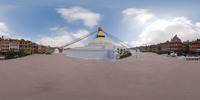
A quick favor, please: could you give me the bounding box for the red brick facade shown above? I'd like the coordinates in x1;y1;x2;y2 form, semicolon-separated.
159;41;187;53
189;39;200;55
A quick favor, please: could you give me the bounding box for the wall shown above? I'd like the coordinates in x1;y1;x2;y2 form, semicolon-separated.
9;42;19;51
64;49;110;59
108;50;119;59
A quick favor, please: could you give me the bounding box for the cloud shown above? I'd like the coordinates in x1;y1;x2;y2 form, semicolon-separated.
56;6;101;28
37;27;89;48
71;29;89;41
131;17;200;46
0;22;31;40
49;26;59;31
37;34;72;47
0;22;11;38
122;8;200;47
123;8;155;24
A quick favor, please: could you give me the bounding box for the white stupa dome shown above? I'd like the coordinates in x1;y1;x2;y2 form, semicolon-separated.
88;27;113;46
64;27;124;59
88;37;113;45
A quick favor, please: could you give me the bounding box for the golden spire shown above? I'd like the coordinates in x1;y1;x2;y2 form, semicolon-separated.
97;27;105;38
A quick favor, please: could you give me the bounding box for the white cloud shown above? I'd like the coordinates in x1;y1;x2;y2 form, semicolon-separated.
123;8;155;24
56;6;101;28
49;26;59;31
0;22;11;38
0;22;31;40
37;34;72;47
72;29;89;40
122;8;200;47
131;17;200;46
37;27;89;48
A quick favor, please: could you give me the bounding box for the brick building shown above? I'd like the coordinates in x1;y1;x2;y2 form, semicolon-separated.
189;39;200;55
151;45;161;52
0;38;2;55
0;39;10;55
159;35;187;55
31;43;38;54
0;37;53;55
38;45;46;53
19;39;32;51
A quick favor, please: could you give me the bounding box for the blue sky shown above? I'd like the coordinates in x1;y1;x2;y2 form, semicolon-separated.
0;0;200;47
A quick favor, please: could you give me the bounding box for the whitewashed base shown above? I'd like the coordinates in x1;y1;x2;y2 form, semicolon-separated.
64;49;119;59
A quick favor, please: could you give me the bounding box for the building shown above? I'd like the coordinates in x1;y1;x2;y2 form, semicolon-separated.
31;43;39;54
19;39;32;51
0;38;1;52
137;46;147;52
40;45;46;53
146;45;152;52
45;46;52;52
0;37;52;55
151;45;161;52
0;39;10;55
160;41;170;52
64;27;129;59
189;39;200;56
9;39;19;52
159;35;187;55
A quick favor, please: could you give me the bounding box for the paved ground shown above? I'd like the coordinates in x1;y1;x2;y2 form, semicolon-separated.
0;53;200;100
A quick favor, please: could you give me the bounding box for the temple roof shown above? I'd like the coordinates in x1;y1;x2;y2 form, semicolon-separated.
171;35;181;42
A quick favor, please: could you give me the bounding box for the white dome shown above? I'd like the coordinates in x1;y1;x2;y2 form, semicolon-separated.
89;37;113;45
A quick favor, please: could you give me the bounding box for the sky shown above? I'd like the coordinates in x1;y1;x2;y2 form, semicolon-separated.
0;0;200;47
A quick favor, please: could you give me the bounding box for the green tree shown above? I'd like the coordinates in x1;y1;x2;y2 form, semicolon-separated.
45;51;52;55
156;50;165;55
4;50;17;59
24;50;31;56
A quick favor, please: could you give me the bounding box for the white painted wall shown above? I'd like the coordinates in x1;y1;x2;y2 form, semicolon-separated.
64;49;110;59
108;50;120;59
63;44;126;59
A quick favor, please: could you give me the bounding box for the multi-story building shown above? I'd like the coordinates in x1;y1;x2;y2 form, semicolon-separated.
146;45;152;52
0;37;51;55
38;45;45;53
0;38;1;52
0;38;2;56
9;39;19;52
159;35;187;55
45;46;52;52
30;43;39;54
34;43;39;53
0;39;10;55
151;45;161;52
31;43;50;54
138;46;147;52
19;39;32;51
183;40;190;53
189;39;200;55
40;45;46;53
160;41;170;52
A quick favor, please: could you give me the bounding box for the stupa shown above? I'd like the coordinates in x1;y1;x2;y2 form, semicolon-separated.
64;27;127;59
54;48;59;53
